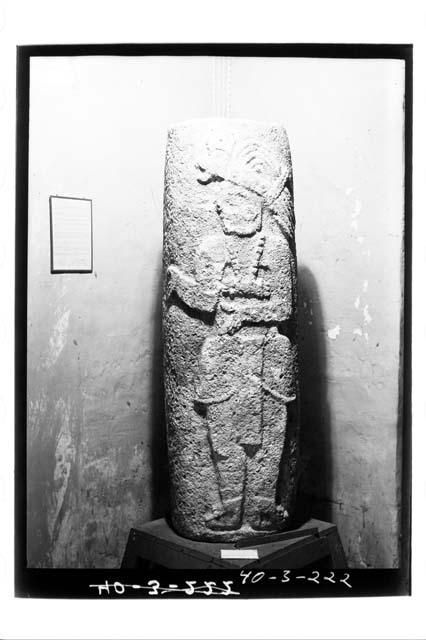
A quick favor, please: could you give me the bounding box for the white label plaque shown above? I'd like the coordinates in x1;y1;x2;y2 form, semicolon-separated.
220;549;259;559
50;196;92;273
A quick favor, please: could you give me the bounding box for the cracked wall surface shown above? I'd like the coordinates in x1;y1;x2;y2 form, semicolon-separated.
27;56;404;567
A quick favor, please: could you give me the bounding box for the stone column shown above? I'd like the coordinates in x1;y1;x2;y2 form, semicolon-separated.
163;118;299;541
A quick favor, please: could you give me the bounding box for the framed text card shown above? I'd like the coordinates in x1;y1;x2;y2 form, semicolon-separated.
49;195;93;273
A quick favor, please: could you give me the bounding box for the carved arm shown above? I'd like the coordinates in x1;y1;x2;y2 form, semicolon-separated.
166;264;220;313
219;297;292;334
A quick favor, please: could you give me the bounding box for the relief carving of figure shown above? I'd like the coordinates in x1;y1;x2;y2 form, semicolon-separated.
165;128;298;537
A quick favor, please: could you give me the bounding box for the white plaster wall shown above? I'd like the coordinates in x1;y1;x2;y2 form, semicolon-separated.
228;57;405;567
27;56;404;567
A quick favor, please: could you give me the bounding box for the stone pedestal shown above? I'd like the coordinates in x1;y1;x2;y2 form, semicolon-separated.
163;119;299;541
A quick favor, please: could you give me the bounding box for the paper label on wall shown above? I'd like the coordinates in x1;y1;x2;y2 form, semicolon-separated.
50;196;92;272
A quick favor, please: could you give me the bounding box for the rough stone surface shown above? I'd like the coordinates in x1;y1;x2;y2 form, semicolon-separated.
163;119;299;541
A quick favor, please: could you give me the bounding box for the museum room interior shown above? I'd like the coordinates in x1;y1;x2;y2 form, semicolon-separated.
25;54;406;570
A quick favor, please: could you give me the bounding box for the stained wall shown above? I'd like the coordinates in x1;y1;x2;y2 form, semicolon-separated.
27;56;405;567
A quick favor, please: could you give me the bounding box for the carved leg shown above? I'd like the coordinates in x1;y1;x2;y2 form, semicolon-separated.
244;397;287;531
204;400;246;531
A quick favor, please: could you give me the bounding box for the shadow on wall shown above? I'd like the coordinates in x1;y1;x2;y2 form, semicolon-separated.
295;264;333;525
149;258;170;520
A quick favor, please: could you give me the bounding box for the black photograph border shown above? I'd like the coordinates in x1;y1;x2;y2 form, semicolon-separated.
15;42;412;599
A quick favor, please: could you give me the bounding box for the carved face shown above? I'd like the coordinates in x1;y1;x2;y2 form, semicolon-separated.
216;184;263;236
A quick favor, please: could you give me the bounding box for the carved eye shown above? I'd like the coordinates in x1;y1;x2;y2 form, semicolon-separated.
195;164;211;185
195;163;223;186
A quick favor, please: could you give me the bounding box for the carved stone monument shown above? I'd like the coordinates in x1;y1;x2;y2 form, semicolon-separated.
163;119;299;541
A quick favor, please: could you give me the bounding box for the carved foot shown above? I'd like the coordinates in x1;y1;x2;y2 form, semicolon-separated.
247;498;289;531
205;498;242;531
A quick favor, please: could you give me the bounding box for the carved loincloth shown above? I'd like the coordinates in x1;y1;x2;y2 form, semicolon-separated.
194;328;296;446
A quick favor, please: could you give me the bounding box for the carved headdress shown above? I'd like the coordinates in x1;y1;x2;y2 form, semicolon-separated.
196;137;289;200
195;133;294;234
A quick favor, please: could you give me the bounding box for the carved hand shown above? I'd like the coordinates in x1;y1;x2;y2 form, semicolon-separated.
249;277;271;299
218;310;243;335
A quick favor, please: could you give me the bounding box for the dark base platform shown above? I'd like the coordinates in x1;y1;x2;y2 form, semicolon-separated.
121;517;347;569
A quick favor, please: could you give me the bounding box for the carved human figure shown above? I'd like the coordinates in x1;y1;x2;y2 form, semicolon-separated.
163;120;299;540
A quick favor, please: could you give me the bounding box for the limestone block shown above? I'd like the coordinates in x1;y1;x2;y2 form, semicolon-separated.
163;118;299;541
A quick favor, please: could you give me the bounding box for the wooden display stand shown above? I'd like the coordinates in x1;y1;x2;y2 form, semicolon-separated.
121;517;346;570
